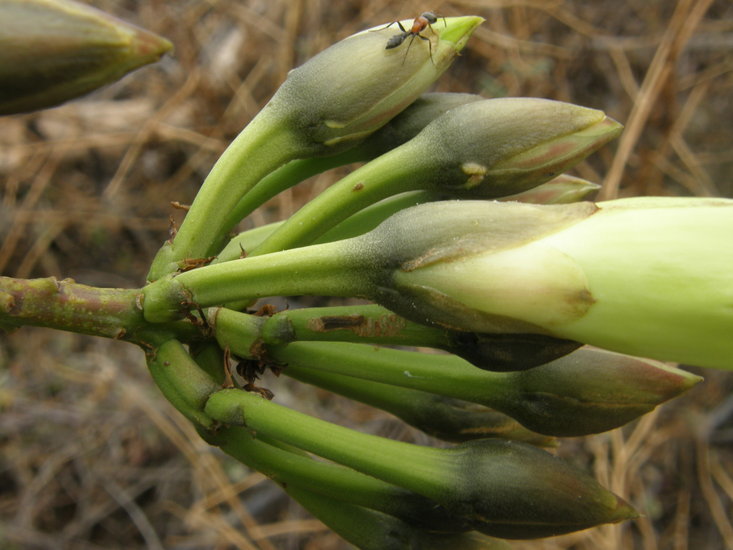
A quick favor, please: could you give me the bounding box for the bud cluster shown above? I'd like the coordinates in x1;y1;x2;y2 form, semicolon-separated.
5;5;720;548
129;12;725;545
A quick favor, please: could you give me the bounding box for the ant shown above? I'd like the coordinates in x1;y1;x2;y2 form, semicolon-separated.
382;12;446;63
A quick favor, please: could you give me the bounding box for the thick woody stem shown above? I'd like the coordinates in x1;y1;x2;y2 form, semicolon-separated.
0;275;194;346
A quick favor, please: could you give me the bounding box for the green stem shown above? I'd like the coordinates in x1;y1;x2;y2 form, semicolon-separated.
0;275;196;345
270;341;514;408
219;148;369;236
142;239;371;322
283;361;555;446
249;140;436;255
146;339;219;428
214;190;438;263
257;303;450;347
147;111;305;280
211;426;468;532
205;388;454;500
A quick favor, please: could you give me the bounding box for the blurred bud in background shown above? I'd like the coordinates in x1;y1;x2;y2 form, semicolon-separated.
0;0;172;115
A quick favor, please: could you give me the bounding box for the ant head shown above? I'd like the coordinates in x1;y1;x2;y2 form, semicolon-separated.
421;12;438;24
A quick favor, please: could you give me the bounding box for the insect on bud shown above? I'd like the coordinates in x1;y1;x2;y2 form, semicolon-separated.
268;15;484;152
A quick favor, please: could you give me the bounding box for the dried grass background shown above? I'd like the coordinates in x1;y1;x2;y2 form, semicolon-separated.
1;0;733;548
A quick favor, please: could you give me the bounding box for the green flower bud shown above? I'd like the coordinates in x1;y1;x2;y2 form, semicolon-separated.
504;173;600;204
447;439;636;539
268;16;484;151
377;198;733;369
411;98;621;197
498;348;702;436
0;0;172;115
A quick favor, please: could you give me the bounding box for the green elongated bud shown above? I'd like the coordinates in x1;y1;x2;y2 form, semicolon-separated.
497;348;701;436
205;388;637;538
0;0;171;115
283;360;556;445
147;16;483;278
206;303;697;435
260;341;699;437
277;18;483;150
249;97;621;255
504;173;600;204
285;485;511;550
379;198;733;370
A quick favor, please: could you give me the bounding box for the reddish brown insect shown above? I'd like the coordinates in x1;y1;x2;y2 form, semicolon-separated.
383;12;446;62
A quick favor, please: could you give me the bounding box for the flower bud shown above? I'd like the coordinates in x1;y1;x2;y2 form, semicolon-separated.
146;16;483;278
374;198;733;369
0;0;172;115
358;92;485;157
497;348;702;436
504;173;600;204
269;16;484;151
412;97;621;197
444;439;636;538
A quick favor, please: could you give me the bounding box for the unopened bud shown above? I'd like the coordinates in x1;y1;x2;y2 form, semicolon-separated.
445;439;637;538
415;98;621;197
376;198;733;369
0;0;171;114
271;16;484;151
504;173;600;204
497;348;702;436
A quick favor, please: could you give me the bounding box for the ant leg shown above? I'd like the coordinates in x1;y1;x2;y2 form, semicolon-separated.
402;34;416;65
375;20;407;32
418;34;434;64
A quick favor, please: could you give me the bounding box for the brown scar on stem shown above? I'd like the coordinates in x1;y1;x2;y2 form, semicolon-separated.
178;256;217;272
308;313;407;338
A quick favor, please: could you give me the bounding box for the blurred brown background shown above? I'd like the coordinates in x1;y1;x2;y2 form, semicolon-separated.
1;0;732;548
